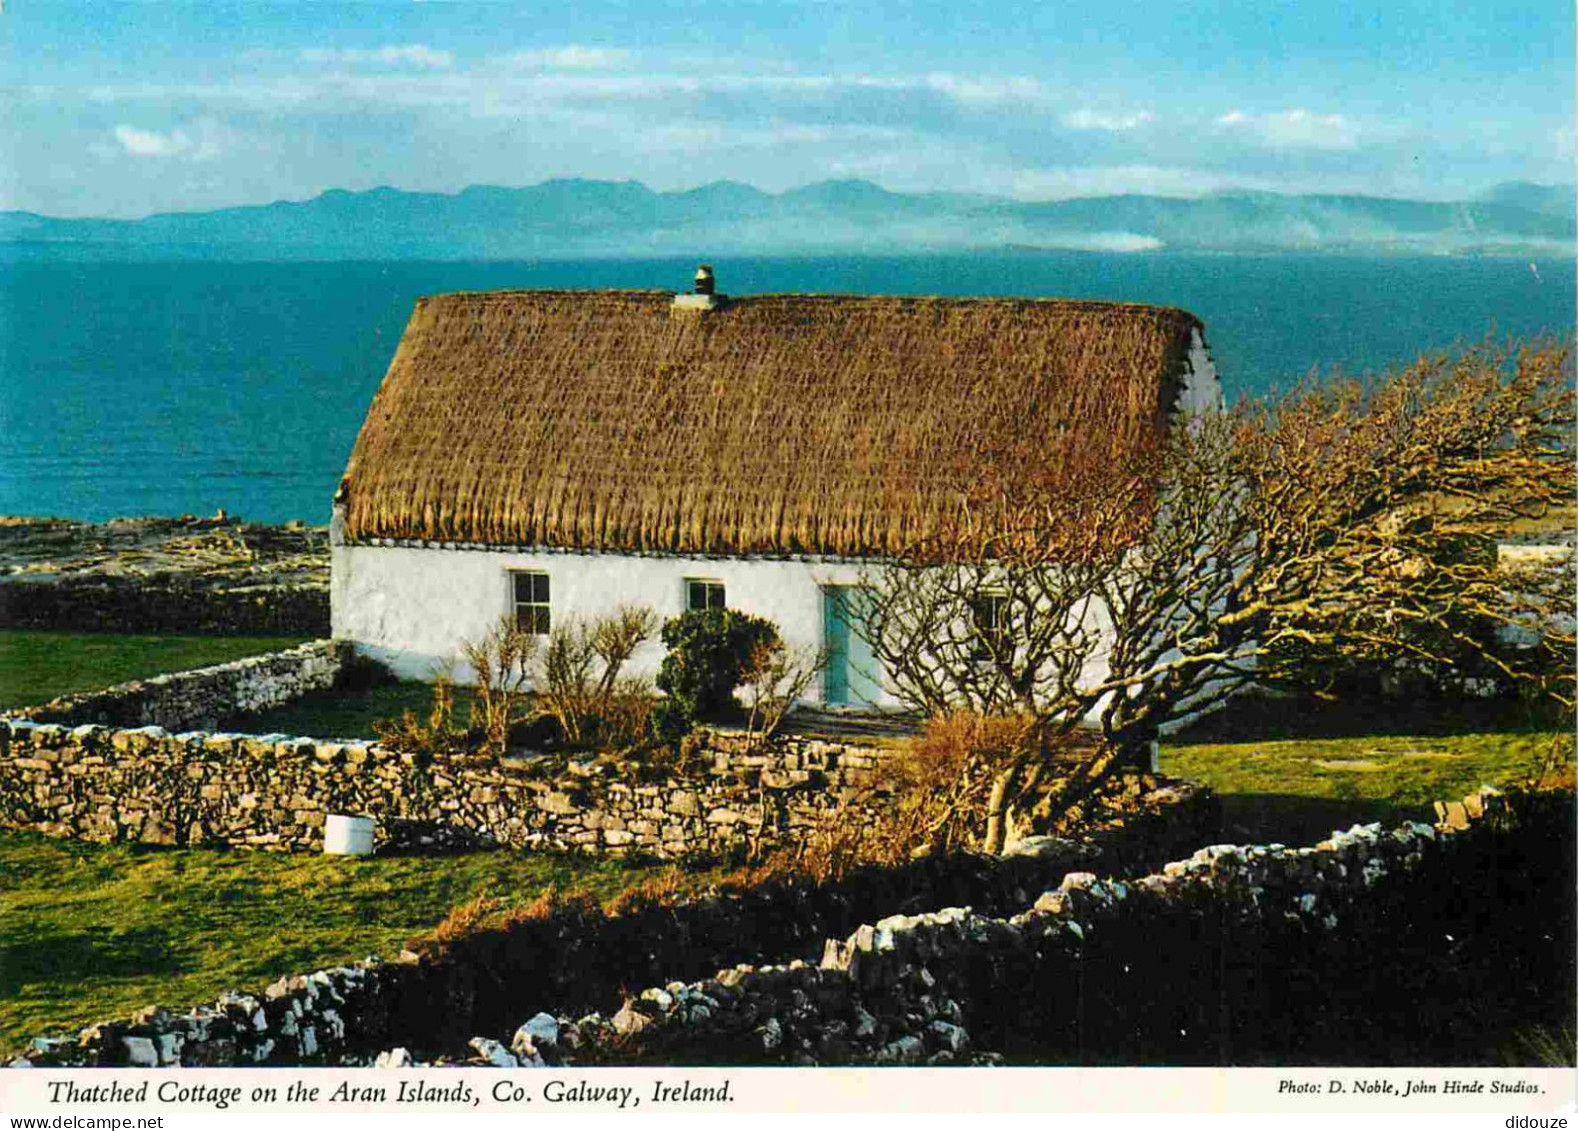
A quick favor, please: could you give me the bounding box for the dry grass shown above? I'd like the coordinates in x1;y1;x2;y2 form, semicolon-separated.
421;890;505;949
409;855;823;956
340;290;1199;558
600;866;691;917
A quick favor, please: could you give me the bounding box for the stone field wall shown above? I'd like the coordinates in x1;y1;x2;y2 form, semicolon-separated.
0;642;1204;863
311;776;1217;1057
0;516;330;637
12;641;345;733
0;714;986;858
13;785;1555;1069
403;787;1572;1069
528;825;1453;1067
0;577;329;636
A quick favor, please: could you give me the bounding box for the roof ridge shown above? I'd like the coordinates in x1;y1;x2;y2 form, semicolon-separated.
413;287;1201;322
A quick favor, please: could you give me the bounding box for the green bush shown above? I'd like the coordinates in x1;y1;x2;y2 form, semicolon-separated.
655;608;780;729
649;698;692;741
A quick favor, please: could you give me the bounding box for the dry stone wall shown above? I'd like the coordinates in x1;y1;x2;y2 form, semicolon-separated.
0;717;894;855
12;641;345;733
456;788;1571;1069
463;817;1479;1067
9;782;1214;1069
334;781;1215;1056
0;515;330;637
0;577;328;636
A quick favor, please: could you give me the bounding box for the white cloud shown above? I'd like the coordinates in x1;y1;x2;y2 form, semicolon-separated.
638;121;908;154
109;118;235;161
919;73;1049;106
1061;108;1153;132
73;60;1390;204
299;44;452;69
1216;108;1358;150
113;125;192;157
502;45;632;70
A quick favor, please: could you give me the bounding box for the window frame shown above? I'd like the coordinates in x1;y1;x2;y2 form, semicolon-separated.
968;591;1012;662
510;569;552;635
685;578;727;613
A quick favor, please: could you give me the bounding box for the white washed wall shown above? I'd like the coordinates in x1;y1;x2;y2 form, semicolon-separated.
331;539;907;707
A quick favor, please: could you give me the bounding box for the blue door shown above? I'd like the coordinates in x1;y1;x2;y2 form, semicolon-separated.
823;586;882;706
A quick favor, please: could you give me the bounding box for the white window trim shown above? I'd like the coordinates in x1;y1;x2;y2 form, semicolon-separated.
509;568;552;635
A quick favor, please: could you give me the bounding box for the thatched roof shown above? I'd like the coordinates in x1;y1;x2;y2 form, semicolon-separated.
338;290;1202;558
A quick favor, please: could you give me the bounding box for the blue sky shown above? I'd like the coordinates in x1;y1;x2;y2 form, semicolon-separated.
2;0;1572;217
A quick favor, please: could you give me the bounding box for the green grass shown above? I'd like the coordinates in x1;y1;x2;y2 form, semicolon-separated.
1161;727;1571;846
0;631;310;710
0;831;704;1052
221;680;472;740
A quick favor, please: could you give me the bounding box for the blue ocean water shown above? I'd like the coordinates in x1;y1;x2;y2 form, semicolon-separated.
2;253;1572;524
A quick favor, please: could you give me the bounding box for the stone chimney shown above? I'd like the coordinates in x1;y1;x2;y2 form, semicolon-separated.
673;263;725;312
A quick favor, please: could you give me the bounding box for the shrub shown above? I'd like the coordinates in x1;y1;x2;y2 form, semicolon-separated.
773;713;1044;873
790;812;897;882
648;698;691;742
461;616;539;758
655;608;780;728
881;711;1036;854
740;639;825;748
536;606;658;750
636;730;714;778
863;711;1105;856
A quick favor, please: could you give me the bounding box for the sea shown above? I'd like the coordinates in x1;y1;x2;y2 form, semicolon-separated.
1;252;1572;524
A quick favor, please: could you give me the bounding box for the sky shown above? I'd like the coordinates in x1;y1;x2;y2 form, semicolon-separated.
1;0;1573;218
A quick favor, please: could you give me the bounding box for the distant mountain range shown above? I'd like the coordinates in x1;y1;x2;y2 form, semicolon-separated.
2;178;1573;259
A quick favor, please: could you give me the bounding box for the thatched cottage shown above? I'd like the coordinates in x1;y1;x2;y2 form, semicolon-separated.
330;274;1222;707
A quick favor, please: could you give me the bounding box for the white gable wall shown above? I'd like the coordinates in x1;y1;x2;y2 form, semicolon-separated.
1178;329;1224;415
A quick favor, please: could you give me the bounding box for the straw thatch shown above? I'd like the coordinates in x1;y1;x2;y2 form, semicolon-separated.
337;290;1201;558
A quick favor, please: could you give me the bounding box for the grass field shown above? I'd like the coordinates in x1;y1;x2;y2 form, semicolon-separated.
219;679;469;740
1161;728;1570;845
0;832;715;1052
0;631;310;710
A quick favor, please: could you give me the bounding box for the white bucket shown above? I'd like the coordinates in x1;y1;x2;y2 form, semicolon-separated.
323;814;376;856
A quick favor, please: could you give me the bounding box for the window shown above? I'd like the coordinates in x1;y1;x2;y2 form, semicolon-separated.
512;571;551;634
686;579;726;612
969;593;1011;660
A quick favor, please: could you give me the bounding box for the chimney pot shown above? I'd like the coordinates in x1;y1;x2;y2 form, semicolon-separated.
672;263;725;314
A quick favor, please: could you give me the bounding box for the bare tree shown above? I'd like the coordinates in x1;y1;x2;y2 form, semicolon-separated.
858;338;1574;852
740;639;827;749
1239;338;1575;707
